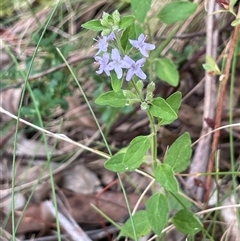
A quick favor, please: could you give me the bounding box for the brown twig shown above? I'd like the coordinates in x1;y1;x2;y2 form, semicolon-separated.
204;8;240;204
185;0;219;202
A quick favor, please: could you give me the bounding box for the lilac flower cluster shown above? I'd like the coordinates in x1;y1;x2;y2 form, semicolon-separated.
94;33;155;81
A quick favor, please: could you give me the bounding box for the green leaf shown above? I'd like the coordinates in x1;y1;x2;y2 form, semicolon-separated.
146;193;169;235
158;2;198;25
231;18;240;26
120;15;135;29
167;192;192;211
95;90;127;107
166;91;182;113
155;163;179;192
111;72;122;92
131;0;152;23
230;0;238;11
202;55;221;75
104;153;127;172
52;98;68;110
149;97;177;123
157;91;182;125
155;58;179;86
165;132;192;173
123;135;151;171
121;24;136;51
81;19;108;31
172;209;203;235
119;210;151;239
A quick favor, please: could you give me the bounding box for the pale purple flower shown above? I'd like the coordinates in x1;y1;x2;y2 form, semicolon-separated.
123;56;146;81
94;36;108;55
95;53;111;76
129;34;155;57
107;32;116;41
108;48;129;79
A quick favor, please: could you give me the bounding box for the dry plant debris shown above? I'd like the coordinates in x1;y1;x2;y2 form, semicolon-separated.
0;0;240;240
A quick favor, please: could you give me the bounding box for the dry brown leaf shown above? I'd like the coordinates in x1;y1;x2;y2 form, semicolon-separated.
14;163;63;202
158;127;179;148
0;88;22;122
2;190;145;236
63;189;145;224
53;96;97;131
178;104;203;127
63;165;100;194
2;202;53;235
16;134;64;156
1;193;26;212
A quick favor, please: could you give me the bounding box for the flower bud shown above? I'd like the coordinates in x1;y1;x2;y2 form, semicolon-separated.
141;102;149;110
102;29;111;36
147;82;155;92
100;12;111;28
136;80;144;92
112;10;121;25
145;92;153;102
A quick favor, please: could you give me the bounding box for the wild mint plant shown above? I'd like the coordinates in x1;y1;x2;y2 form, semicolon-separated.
82;8;202;239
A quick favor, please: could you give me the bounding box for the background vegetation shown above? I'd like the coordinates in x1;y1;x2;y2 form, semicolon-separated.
0;0;239;240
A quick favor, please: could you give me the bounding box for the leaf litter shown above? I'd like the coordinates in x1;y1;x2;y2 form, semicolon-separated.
0;0;240;240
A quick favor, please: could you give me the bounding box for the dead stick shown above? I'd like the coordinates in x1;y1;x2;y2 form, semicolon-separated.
204;10;240;204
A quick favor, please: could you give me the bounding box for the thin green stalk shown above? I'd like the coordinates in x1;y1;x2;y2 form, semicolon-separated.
2;44;23;241
56;46;138;241
198;171;240;176
202;227;215;241
2;43;62;241
5;1;63;239
20;71;62;241
117;173;138;241
152;24;181;58
56;48;112;156
90;204;122;230
146;111;157;164
49;165;61;241
229;37;240;223
13;123;67;237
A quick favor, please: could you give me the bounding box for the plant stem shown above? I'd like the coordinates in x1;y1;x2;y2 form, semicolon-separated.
131;79;158;166
146;111;158;165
